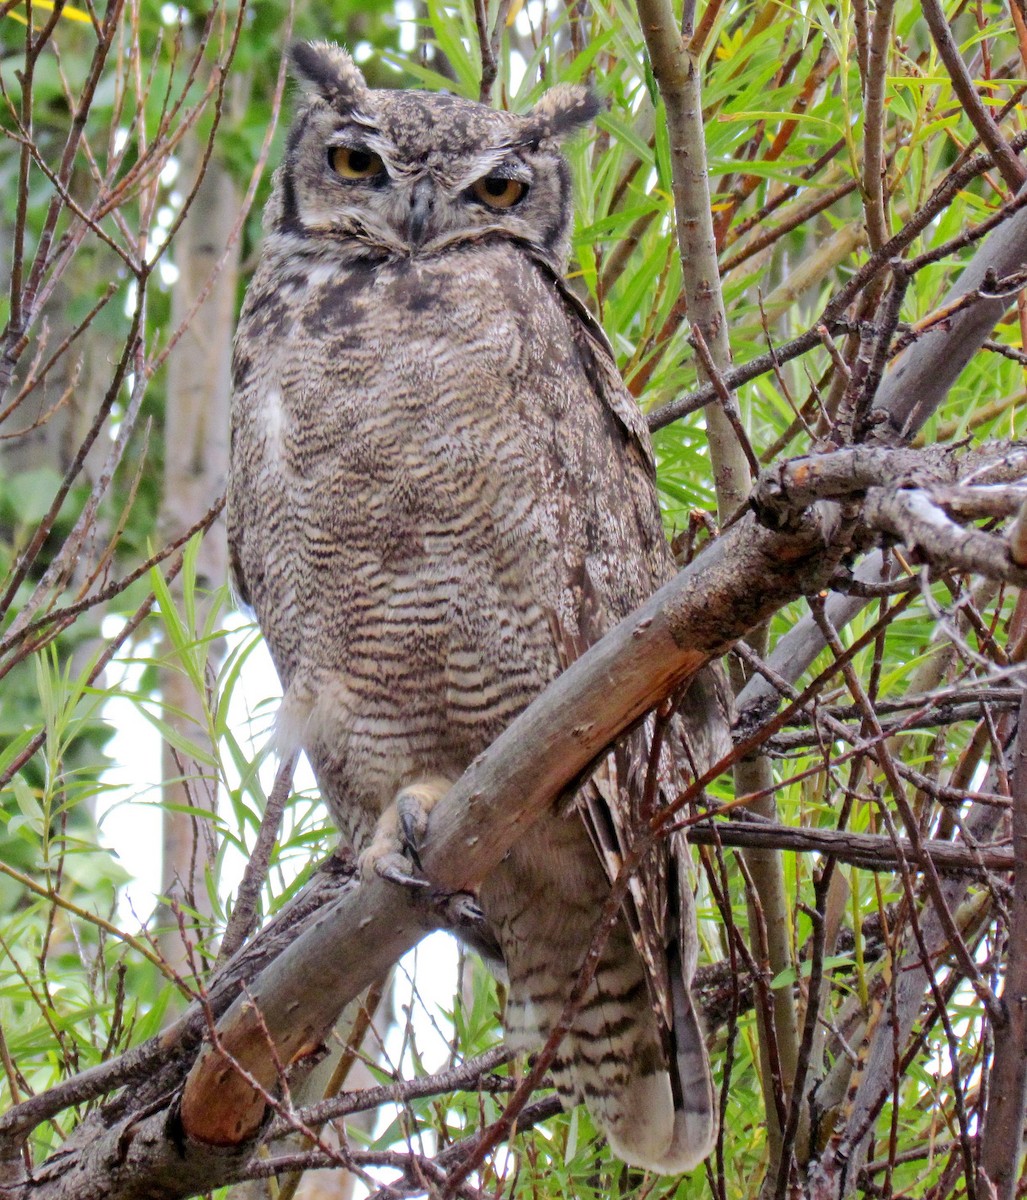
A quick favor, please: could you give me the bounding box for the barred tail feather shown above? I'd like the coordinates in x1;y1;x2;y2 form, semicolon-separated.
578;835;716;1172
650;978;717;1172
504;931;713;1173
643;829;719;1172
581;978;716;1173
485;823;716;1174
596;1070;677;1169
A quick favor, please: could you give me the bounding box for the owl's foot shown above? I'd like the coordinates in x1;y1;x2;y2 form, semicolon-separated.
359;776;450;888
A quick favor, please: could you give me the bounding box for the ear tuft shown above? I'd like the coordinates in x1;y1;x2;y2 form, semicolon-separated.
289;41;369;114
523;84;602;143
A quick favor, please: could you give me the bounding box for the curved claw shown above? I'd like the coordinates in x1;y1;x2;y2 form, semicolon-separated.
360;777;451;888
375;853;432;890
394;777;449;869
398;806;425;871
443;892;485;924
376;859;429;888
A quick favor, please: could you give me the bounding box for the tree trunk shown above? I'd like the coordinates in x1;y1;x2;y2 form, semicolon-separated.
157;143;237;977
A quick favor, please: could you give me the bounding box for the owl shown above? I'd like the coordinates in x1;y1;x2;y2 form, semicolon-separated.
227;41;724;1173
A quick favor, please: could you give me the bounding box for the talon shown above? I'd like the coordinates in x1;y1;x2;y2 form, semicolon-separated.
399;807;424;870
359;840;432;889
436;890;504;970
444;892;485;924
376;853;431;889
394;776;449;868
359;776;451;889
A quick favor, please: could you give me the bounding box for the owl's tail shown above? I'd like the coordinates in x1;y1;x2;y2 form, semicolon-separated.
486;810;717;1174
648;946;719;1173
503;920;717;1174
567;942;717;1174
573;819;718;1172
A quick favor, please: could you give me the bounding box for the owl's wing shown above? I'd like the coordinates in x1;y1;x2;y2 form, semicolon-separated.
525;248;656;475
537;259;727;1164
584;700;713;1058
588;739;674;1032
547;602;672;1029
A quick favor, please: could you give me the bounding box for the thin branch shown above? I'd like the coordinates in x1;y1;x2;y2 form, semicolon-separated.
650;130;1027;433
688;819;1014;874
921;0;1026;192
636;0;752;518
689;324;760;477
0;496;227;662
979;690;1027;1197
216;753;298;966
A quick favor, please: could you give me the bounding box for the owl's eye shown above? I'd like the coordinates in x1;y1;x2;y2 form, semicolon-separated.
330;146;385;181
471;175;528;209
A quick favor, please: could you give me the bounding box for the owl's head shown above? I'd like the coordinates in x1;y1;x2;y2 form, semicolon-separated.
268;41;600;269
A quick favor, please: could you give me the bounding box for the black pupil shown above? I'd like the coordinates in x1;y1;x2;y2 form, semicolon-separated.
349;150;373;173
485;177;510;196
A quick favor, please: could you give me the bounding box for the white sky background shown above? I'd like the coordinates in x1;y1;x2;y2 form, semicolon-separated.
96;612;273;919
95;609;461;987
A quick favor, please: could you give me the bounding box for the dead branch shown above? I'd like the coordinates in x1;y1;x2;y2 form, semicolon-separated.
688;819;1013;876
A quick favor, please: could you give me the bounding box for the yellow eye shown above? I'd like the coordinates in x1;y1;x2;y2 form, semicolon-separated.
330;146;385;180
471;175;528;209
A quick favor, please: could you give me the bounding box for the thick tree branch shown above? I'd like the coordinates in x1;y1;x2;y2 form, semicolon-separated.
750;444;1027;584
739;184;1027;726
635;6;804;1165
873;189;1027;438
0;858;357;1151
752;446;955;521
863;488;1027;584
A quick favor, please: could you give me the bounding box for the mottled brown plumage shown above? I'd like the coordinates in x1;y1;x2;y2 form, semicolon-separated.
227;42;723;1171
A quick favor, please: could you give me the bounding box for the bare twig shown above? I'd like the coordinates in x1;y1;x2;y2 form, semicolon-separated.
217;754;298;966
688;819;1014;875
689;324;760;478
474;0;511;103
921;0;1026;192
650;131;1027;434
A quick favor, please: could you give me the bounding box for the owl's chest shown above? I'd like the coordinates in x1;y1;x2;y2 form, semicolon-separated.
300;259;527;392
274;260;563;490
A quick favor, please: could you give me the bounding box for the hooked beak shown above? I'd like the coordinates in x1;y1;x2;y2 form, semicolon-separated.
406;178;435;248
